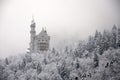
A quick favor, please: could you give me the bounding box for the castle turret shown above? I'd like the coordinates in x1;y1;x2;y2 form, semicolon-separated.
30;18;36;53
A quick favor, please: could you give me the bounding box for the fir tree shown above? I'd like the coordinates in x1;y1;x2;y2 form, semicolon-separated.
117;27;120;48
87;36;95;52
76;41;86;58
75;58;80;69
37;63;42;74
93;53;99;68
94;31;102;47
99;30;110;55
110;25;117;48
52;48;56;53
5;58;9;65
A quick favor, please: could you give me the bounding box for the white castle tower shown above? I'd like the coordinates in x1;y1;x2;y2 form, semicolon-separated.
29;18;50;53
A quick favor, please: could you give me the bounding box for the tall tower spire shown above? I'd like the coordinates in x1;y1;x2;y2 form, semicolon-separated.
30;16;36;53
30;16;36;35
31;15;35;24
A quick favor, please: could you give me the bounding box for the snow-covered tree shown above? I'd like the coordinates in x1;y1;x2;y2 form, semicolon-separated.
99;30;111;55
74;41;86;58
0;25;120;80
5;58;9;65
93;53;99;68
94;30;102;48
117;27;120;48
110;25;117;48
0;61;5;80
99;49;120;80
37;63;42;74
87;36;95;52
57;60;70;80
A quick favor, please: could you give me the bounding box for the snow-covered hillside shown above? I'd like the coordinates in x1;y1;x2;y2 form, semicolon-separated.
0;25;120;80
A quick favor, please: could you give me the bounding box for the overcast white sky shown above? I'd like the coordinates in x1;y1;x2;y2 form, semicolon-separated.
0;0;120;58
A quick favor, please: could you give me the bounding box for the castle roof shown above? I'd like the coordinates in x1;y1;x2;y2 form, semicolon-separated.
36;28;50;39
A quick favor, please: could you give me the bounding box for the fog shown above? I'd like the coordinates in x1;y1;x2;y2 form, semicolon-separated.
0;0;120;58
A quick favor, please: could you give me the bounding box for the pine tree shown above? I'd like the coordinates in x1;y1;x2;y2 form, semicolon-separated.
103;30;110;50
52;48;56;53
20;58;26;69
99;30;110;55
5;58;9;65
43;58;47;65
93;53;99;68
117;27;120;48
75;58;80;69
0;64;4;80
110;25;117;48
94;30;99;39
37;63;42;74
94;30;102;48
76;41;85;58
87;36;95;52
58;61;70;80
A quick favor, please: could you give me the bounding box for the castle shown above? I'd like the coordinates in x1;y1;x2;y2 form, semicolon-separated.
29;19;50;53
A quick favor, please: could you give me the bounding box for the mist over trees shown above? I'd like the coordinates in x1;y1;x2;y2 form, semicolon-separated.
0;25;120;80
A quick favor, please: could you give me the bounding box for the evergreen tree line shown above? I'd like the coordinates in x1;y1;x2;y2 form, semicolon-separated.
87;25;120;55
75;25;120;56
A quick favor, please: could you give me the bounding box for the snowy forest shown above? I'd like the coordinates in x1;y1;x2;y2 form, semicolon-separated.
0;25;120;80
